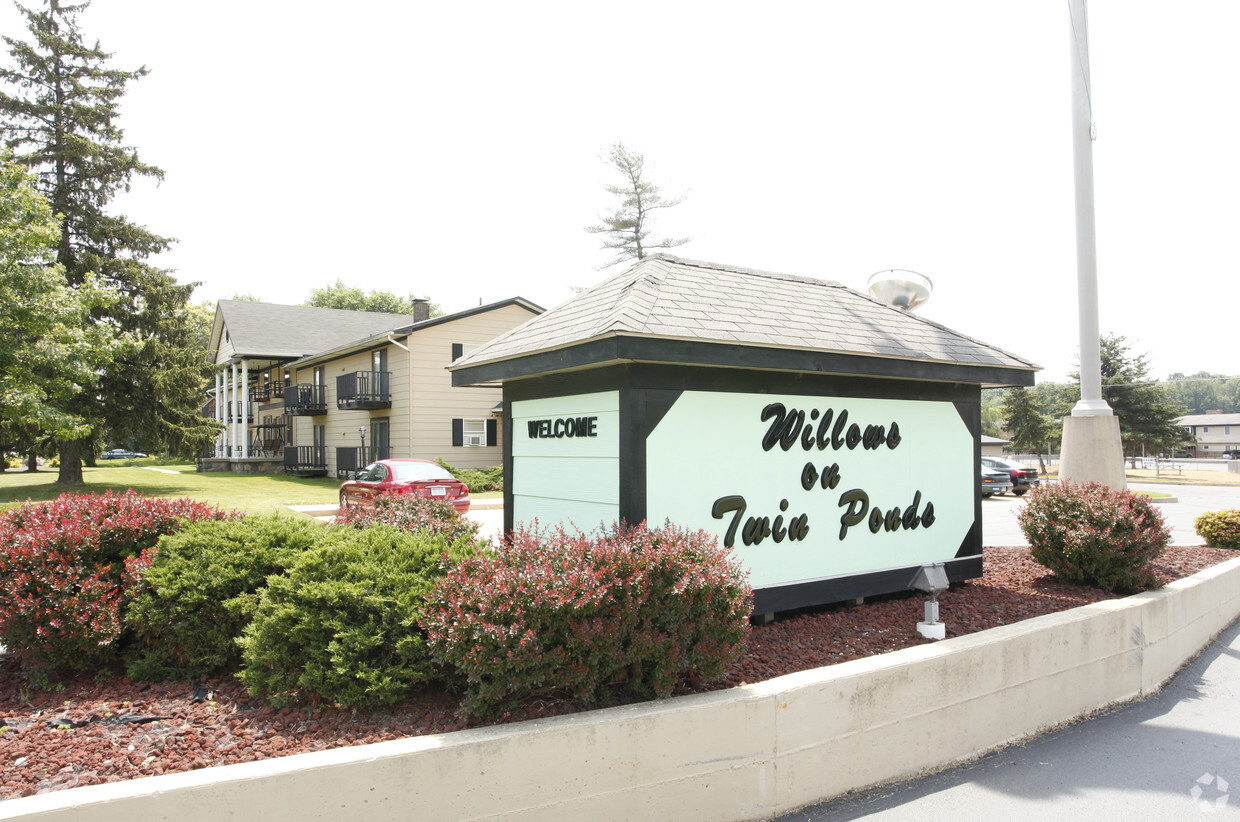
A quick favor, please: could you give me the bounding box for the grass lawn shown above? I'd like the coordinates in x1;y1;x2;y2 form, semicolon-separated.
0;462;341;516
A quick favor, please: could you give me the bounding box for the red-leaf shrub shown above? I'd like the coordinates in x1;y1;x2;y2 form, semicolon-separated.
1195;510;1240;550
0;490;235;679
334;491;482;544
422;521;752;719
1017;481;1170;593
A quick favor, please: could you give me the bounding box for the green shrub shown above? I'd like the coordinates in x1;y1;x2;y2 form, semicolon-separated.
124;517;322;680
0;490;235;680
1018;481;1170;593
237;525;481;708
423;521;753;720
1195;510;1240;549
334;492;483;544
435;458;502;492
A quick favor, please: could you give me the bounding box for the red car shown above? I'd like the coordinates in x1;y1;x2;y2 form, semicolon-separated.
338;459;471;514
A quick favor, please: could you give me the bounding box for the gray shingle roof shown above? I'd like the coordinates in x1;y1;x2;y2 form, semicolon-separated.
450;256;1039;375
214;301;423;359
1178;413;1240;426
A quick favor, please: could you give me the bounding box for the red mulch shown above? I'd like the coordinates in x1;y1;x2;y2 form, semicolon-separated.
1;545;1235;802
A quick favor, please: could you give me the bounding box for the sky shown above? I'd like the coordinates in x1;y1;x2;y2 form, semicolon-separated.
1;1;1236;384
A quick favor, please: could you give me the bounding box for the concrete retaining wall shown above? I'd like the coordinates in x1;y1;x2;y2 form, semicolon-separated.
6;556;1240;822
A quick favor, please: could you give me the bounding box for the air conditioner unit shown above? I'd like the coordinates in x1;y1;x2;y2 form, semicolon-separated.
464;433;485;447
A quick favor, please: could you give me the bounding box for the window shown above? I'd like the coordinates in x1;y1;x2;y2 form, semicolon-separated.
372;348;387;374
313;366;325;386
313;424;325;449
453;418;497;447
1227;426;1232;435
463;418;486;447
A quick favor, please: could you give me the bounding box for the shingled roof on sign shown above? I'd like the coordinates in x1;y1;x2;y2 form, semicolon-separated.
449;256;1039;387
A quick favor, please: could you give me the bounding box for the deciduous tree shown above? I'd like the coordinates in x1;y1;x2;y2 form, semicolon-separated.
1165;372;1240;415
0;155;118;469
306;280;440;316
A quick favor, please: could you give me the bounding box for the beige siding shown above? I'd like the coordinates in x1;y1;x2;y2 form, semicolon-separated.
408;304;534;469
282;304;535;476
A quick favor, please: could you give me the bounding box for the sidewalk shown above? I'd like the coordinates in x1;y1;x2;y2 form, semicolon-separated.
784;614;1240;820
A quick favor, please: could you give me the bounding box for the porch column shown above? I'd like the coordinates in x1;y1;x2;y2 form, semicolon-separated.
221;367;231;456
241;359;250;458
215;371;224;456
231;362;239;459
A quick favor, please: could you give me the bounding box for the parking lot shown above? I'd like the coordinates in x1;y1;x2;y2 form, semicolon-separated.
982;481;1240;547
468;483;1240;549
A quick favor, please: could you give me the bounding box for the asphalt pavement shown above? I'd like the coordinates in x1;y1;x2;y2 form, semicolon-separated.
777;481;1240;821
778;608;1240;821
981;481;1240;548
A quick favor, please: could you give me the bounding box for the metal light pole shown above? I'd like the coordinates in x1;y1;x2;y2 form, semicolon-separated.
1060;0;1125;488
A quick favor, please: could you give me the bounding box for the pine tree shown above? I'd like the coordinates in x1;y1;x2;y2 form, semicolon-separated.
586;142;688;267
1070;334;1193;459
0;1;218;482
999;387;1054;473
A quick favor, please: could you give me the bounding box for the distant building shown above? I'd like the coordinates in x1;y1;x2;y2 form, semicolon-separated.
981;435;1010;456
1176;412;1240;458
205;297;542;476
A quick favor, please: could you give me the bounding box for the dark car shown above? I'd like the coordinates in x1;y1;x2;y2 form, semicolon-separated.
980;464;1013;498
100;448;148;460
981;456;1041;496
338;458;471;514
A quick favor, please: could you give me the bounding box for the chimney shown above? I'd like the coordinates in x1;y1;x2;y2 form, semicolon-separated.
412;298;430;323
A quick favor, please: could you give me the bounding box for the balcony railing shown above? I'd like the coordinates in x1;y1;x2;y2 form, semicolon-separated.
284;445;327;476
335;445;391;479
337;371;391;410
285;384;327;416
249;381;286;403
226;402;253;424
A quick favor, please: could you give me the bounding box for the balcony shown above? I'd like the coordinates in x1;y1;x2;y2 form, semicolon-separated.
249;381;286;403
337;371;391;410
285;384;327;416
335;445;391;479
284;445;327;477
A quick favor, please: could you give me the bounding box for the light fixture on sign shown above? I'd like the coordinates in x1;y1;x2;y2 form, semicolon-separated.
867;269;933;312
909;562;949;640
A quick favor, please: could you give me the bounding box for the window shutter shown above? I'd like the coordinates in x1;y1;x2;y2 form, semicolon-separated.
486;418;497;447
452;418;463;447
451;343;464;360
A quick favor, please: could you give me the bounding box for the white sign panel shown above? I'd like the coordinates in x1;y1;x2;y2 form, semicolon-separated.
511;391;620;529
646;391;974;589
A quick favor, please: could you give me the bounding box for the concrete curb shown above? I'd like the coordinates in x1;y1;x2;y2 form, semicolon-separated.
5;557;1240;822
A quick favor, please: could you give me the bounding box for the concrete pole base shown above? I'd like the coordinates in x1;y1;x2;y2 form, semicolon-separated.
1060;413;1126;489
917;622;946;640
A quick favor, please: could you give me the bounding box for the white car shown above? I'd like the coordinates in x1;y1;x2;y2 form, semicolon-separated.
100;448;147;460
